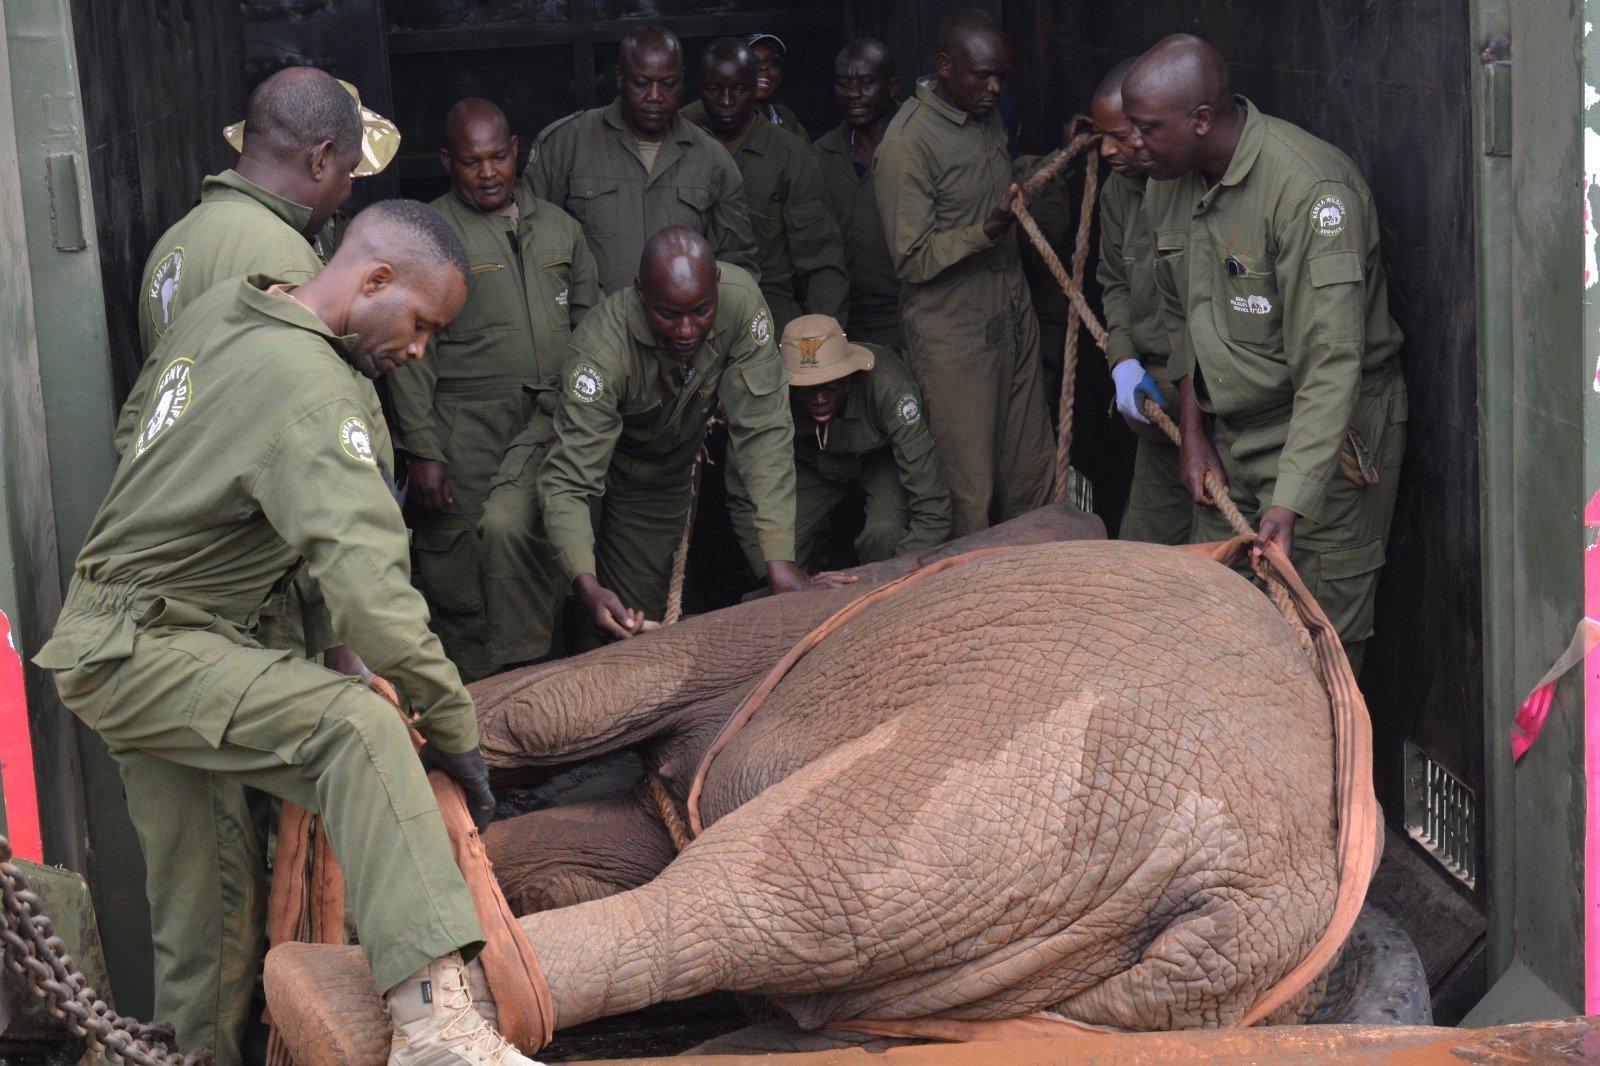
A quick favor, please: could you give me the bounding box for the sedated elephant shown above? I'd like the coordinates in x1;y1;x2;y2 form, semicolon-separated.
264;504;1377;1062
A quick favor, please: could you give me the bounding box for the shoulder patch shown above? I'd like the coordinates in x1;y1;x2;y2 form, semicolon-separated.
1311;194;1347;237
339;416;377;465
148;247;185;336
896;393;921;426
134;357;194;458
749;308;773;345
568;361;604;403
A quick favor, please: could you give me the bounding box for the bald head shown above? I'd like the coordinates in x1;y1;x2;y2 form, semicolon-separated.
635;227;719;359
236;67;363;236
243;66;362;162
1093;57;1140;107
1124;34;1231;114
441;98;518;212
934;8;1010;118
1120;35;1244;181
305;200;471;378
616;25;685;137
839;36;894;76
698;38;758;139
620;25;683;74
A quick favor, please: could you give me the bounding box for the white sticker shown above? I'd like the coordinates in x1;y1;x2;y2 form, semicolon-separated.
750;308;772;345
135;357;194;458
1312;194;1346;237
148;247;184;334
568;362;603;403
1229;294;1273;315
339;416;376;465
896;394;921;426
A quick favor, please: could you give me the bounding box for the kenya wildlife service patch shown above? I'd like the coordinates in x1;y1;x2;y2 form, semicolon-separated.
750;309;772;345
569;362;603;403
148;247;184;336
134;357;194;458
339;416;376;465
897;394;921;426
1312;195;1346;237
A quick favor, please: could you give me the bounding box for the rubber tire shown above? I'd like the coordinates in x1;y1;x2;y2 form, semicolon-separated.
1310;903;1432;1025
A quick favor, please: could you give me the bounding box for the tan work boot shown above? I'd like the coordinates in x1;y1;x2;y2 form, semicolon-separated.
386;953;542;1066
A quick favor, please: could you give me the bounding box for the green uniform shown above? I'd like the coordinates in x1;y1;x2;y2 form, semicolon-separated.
34;277;482;1063
875;78;1056;536
813;122;902;346
479;265;794;662
527;101;759;295
1096;171;1193;546
386;181;599;681
682;99;810;145
1145;98;1407;662
727;344;949;573
688;114;849;333
116;169;396;659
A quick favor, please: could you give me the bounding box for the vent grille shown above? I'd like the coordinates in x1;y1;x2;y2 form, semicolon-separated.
1403;741;1477;889
1066;467;1094;514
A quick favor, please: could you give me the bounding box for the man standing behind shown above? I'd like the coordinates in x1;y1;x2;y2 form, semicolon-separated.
387;99;599;681
813;38;903;347
36;202;530;1066
1125;35;1406;668
683;33;811;145
527;25;758;294
875;8;1055;536
1092;59;1192;545
691;37;848;334
118;67;392;456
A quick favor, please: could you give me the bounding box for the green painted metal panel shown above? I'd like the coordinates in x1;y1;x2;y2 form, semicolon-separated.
3;0;154;1019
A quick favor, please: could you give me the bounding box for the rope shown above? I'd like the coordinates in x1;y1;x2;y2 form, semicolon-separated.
663;456;704;627
646;773;692;853
1013;124;1109;503
0;835;210;1066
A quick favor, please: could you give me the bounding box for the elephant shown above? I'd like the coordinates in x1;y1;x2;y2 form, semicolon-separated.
263;504;1377;1063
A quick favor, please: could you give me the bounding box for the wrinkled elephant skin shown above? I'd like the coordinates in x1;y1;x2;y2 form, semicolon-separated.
264;504;1360;1064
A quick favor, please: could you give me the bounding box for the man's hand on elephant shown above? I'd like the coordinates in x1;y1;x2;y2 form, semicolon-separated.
418;743;496;832
765;559;860;595
406;458;454;514
1111;360;1164;425
323;644;375;686
574;573;644;639
982;182;1028;239
1252;506;1297;566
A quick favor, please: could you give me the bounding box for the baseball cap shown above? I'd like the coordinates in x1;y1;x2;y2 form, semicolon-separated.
223;78;400;178
781;315;875;387
746;33;787;59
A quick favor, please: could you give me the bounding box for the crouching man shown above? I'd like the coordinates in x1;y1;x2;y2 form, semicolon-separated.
728;314;949;573
34;202;532;1066
479;227;853;661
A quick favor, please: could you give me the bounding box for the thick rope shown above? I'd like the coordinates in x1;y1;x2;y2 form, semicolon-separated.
647;773;693;853
1013;125;1108;503
662;456;703;626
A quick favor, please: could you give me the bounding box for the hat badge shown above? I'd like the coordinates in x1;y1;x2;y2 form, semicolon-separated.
798;337;824;366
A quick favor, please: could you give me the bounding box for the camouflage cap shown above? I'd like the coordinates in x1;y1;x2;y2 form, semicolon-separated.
223;78;400;178
781;314;874;387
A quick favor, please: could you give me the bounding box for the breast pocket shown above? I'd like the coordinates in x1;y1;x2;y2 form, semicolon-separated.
569;177;622;240
533;254;577;337
449;262;520;341
672;184;713;227
1155;229;1189;309
1218;250;1282;349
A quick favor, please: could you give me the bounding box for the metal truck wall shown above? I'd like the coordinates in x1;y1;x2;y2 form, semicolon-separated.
64;0;248;1018
1005;0;1484;903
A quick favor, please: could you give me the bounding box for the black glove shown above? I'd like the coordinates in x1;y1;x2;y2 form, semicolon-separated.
419;744;496;833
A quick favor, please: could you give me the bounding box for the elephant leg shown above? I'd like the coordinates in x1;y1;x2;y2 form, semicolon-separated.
483;788;675;915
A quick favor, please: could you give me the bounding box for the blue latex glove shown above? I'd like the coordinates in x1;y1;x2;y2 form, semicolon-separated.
1111;360;1165;424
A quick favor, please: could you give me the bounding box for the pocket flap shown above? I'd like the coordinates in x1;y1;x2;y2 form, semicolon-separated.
1310;251;1363;288
572;176;621;201
676;184;713;212
1320;538;1386;580
897;431;936;464
34;612;136;670
412;525;473;554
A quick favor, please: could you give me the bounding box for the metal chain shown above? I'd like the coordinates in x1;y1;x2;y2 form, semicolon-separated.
0;835;211;1066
